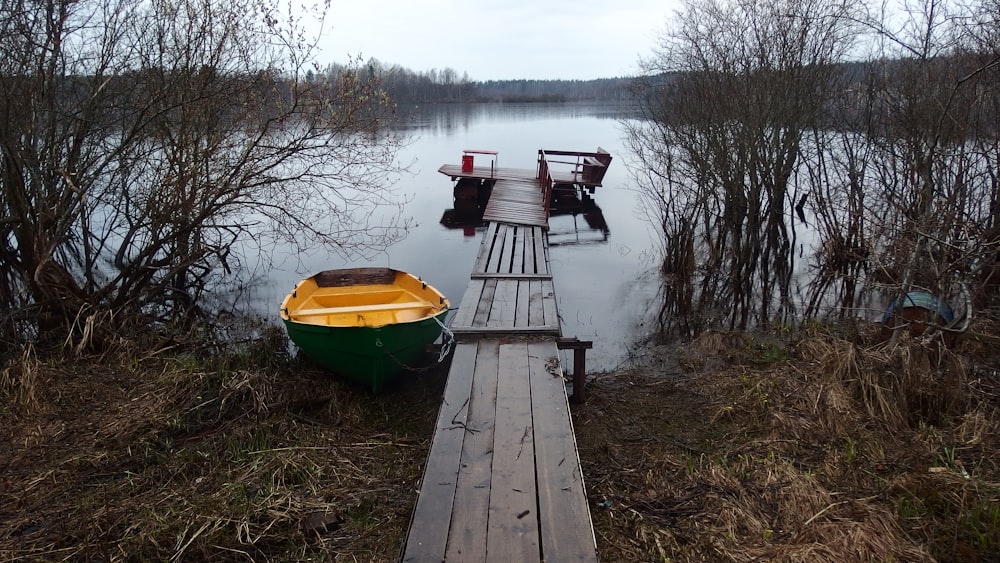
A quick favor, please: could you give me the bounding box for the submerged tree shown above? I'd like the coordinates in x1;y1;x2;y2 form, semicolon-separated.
631;0;1000;338
628;0;860;334
858;0;1000;343
0;0;407;344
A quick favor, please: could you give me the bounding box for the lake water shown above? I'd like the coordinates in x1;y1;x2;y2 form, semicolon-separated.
250;103;661;371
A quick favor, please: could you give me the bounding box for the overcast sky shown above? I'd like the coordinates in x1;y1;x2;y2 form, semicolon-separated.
316;1;677;81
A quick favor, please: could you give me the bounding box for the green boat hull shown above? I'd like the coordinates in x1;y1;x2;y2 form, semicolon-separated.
283;309;448;392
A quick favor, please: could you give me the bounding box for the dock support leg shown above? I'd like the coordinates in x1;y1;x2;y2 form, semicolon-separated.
557;338;594;404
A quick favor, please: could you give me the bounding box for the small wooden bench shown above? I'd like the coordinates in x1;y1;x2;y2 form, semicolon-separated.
581;156;608;184
291;301;430;317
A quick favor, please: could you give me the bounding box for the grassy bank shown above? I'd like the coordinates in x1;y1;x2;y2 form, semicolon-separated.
575;324;1000;562
1;328;446;561
3;322;999;561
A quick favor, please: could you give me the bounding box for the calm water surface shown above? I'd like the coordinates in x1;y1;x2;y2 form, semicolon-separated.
252;103;660;371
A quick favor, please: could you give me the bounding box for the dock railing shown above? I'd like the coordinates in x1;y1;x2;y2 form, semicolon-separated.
537;148;612;206
537;151;554;220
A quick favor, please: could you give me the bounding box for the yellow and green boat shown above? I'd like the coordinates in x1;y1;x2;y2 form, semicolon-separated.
279;268;450;391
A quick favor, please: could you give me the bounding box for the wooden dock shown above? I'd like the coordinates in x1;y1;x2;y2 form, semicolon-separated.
450;223;558;336
401;339;595;562
483;178;548;227
401;150;608;562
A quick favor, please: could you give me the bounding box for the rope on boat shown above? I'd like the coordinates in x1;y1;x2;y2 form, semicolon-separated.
433;312;455;363
383;311;455;372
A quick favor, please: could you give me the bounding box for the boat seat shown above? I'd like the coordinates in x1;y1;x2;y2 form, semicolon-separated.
292;301;432;317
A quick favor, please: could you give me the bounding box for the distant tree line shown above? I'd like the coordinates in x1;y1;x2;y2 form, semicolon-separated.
314;59;634;104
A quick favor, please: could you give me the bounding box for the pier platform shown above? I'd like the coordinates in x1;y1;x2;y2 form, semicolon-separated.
402;149;611;562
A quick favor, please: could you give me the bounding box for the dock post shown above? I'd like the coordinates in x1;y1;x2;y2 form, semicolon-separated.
557;337;594;404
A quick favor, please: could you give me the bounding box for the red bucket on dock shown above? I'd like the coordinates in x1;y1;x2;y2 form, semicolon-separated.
461;154;474;172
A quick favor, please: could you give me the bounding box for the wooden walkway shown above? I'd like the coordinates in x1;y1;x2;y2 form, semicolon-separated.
401;339;595;562
451;223;558;336
403;153;603;562
482;178;548;227
439;164;546;228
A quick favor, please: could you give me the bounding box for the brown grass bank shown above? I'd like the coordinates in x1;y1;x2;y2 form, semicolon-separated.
2;322;999;561
575;323;1000;562
1;330;447;561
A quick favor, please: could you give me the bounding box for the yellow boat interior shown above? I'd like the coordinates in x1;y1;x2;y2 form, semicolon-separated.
280;270;448;328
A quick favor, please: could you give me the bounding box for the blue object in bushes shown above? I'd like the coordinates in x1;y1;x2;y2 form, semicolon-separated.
882;292;955;324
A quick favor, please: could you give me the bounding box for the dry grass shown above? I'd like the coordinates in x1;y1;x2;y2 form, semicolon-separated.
0;335;446;561
3;319;1000;561
574;322;1000;562
0;344;45;414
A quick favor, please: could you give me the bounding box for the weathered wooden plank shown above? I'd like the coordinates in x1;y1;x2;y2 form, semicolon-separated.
483;216;547;227
511;187;544;194
491;183;541;195
526;227;540;274
522;227;537;275
449;326;561;336
532;227;549;275
474;223;500;274
438;164;500;180
541;279;559;329
401;343;479;562
484;202;546;212
528;279;545;327
499;224;516;273
490;192;543;205
487;279;518;329
544;228;553;265
489;184;530;195
494;178;541;187
484;205;545;217
438;164;537;182
472;278;498;328
486;225;507;274
486;343;539;562
514;279;530;328
470;273;553;280
511;226;526;274
482;215;547;228
492;200;544;210
527;341;598;562
492;206;543;216
451;279;485;329
489;195;544;206
445;340;500;562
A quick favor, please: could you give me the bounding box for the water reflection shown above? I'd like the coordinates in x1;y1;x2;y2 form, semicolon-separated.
547;185;609;247
395;101;635;135
252;102;658;371
438;177;611;246
439;178;492;235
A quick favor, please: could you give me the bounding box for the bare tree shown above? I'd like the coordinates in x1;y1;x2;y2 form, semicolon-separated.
853;0;1000;344
627;0;860;334
0;0;408;342
629;0;1000;339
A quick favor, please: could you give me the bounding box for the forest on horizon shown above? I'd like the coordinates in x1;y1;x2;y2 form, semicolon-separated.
314;59;635;103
